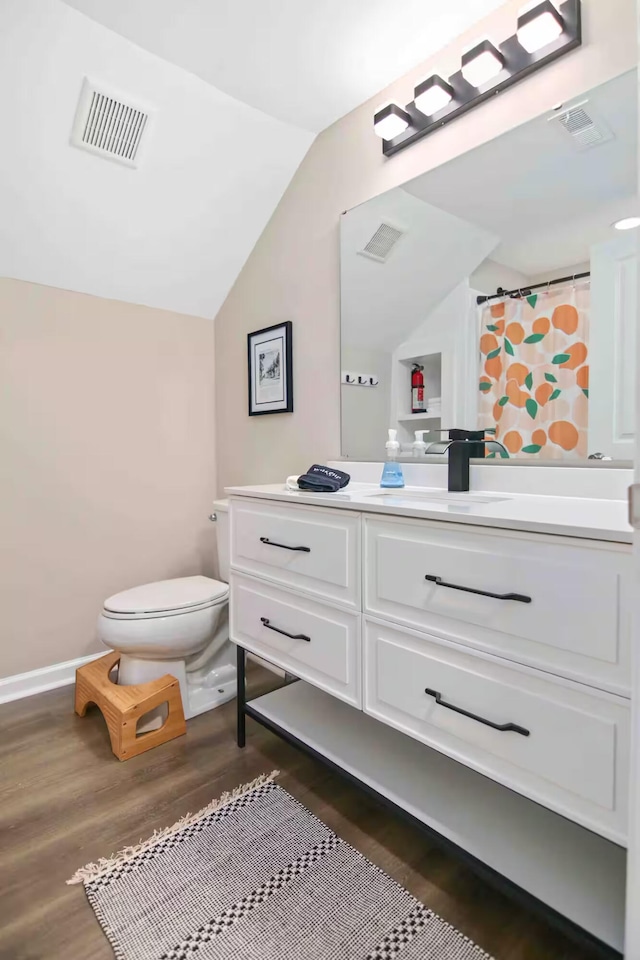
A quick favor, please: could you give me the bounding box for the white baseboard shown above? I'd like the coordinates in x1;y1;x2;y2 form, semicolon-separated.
0;650;278;707
0;652;104;705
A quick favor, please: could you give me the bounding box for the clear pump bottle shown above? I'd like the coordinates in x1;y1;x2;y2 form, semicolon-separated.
380;429;405;488
412;430;428;457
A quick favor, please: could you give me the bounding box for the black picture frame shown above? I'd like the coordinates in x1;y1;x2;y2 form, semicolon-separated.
247;321;293;416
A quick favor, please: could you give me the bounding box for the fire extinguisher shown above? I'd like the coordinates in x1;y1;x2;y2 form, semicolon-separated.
411;364;425;413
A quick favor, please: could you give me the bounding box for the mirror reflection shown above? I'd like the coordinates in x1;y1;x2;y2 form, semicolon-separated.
340;70;638;463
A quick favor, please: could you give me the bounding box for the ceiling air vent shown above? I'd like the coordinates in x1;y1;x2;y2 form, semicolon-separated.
358;222;405;262
550;100;614;151
70;78;153;168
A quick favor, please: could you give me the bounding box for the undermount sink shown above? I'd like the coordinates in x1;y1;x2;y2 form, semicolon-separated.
361;489;511;505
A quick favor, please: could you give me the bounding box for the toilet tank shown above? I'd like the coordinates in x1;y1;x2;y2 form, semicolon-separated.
212;499;230;582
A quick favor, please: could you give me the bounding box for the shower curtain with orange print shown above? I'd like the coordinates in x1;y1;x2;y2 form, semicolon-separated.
477;283;590;459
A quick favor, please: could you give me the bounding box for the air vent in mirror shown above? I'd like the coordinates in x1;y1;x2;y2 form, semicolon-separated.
358;223;404;262
550;100;614;151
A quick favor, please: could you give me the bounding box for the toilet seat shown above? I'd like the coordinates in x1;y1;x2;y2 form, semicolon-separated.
103;575;228;621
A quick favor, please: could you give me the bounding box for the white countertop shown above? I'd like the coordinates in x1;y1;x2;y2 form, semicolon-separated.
225;482;633;544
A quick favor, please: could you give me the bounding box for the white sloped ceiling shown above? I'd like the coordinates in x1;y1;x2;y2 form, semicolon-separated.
61;0;506;133
0;0;314;318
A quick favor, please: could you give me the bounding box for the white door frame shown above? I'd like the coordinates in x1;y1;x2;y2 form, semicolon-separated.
590;233;639;460
624;381;640;957
628;481;640;956
623;35;640;954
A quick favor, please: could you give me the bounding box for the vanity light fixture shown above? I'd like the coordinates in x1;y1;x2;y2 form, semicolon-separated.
414;75;454;116
373;103;411;140
613;217;640;231
461;40;504;87
517;1;564;54
375;0;581;157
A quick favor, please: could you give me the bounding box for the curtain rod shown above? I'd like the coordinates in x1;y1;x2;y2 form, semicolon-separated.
476;271;591;305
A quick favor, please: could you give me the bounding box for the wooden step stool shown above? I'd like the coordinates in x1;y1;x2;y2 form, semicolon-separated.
74;651;187;761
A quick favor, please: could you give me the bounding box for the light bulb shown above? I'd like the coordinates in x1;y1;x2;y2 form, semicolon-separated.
517;2;564;53
461;40;503;88
373;105;410;140
414;76;454;117
613;217;640;231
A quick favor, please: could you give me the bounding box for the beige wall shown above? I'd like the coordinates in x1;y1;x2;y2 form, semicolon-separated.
1;279;216;677
215;0;637;489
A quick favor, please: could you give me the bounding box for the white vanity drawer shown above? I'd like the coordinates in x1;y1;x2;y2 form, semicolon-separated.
230;499;360;609
365;516;631;696
230;573;361;707
364;618;629;844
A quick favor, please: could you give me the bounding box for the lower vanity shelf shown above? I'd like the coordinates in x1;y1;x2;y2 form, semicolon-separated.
240;671;626;957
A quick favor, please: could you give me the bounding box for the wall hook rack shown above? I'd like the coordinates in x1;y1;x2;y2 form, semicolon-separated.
342;371;379;387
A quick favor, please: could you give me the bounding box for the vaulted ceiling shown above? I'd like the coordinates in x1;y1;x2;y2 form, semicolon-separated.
1;0;508;318
62;0;506;132
0;0;314;318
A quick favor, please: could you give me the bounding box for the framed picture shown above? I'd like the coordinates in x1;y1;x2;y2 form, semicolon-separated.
247;321;293;416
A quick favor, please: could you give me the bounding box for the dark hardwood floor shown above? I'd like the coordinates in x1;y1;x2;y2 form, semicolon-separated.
0;668;602;960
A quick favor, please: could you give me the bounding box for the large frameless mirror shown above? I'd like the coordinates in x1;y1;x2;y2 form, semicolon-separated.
340;70;638;463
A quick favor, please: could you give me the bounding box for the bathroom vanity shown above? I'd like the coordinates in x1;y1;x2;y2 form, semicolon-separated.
227;478;632;956
222;56;640;960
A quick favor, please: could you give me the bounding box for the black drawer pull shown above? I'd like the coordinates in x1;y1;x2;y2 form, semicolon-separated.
260;537;311;553
260;617;311;643
424;687;530;736
425;574;531;604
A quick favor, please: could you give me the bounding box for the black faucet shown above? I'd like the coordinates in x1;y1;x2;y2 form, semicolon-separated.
425;429;508;491
447;430;486;492
427;429;509;493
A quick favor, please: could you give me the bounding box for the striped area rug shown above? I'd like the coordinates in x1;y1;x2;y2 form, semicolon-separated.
69;772;494;960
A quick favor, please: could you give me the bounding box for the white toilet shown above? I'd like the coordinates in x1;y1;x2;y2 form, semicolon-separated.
97;499;235;728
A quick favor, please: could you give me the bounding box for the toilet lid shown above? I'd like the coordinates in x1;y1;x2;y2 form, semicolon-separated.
104;575;228;615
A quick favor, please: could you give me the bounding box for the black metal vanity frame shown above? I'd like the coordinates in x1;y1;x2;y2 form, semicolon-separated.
235;644;620;960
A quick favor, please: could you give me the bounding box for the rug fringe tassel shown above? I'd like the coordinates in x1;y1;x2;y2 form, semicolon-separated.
67;769;280;886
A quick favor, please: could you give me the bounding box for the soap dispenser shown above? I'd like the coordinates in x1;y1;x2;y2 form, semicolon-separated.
380;429;405;488
412;430;428;458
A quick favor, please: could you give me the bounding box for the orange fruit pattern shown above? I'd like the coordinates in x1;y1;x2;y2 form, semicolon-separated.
559;341;588;370
485;355;502;380
480;333;499;356
477;288;589;460
535;382;554;406
576;365;589;389
503;431;523;453
506;362;529;386
505;322;524;345
533;317;550;335
506;379;529;408
552;304;579;335
549;420;579;451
